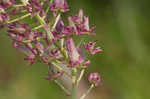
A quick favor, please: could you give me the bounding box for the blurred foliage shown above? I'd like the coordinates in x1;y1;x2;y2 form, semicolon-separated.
0;0;150;99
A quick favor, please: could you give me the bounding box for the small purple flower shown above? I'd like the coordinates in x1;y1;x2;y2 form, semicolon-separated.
84;41;102;55
66;37;84;67
88;72;101;86
50;0;69;13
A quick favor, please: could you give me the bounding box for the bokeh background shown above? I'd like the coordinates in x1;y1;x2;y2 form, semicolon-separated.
0;0;150;99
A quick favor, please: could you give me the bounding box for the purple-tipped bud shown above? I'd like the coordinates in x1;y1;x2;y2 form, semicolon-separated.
83;16;90;31
24;54;36;65
66;9;96;35
72;9;83;24
13;41;36;65
46;69;63;81
0;13;9;23
84;41;102;55
68;16;78;35
88;72;101;86
50;49;60;57
26;0;44;17
34;41;44;54
8;22;30;34
8;32;24;42
28;31;35;41
56;19;64;32
66;37;84;66
83;60;90;66
50;0;69;12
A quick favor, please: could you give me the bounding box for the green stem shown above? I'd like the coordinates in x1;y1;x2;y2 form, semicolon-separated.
7;13;31;24
77;69;85;85
72;84;77;99
35;14;46;24
54;80;71;95
32;24;44;30
13;4;25;7
80;84;94;99
72;68;78;99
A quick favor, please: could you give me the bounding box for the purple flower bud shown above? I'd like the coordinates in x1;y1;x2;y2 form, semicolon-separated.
28;31;35;41
50;49;60;57
84;41;102;55
56;19;64;32
25;43;37;55
44;34;51;46
12;41;36;65
0;13;10;23
50;0;69;12
8;22;31;34
88;72;101;86
72;9;83;24
66;37;84;67
34;41;44;54
24;54;36;65
0;0;14;9
83;60;90;66
83;16;90;31
68;16;78;35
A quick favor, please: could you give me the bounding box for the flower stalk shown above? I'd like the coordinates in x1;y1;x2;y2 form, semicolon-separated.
72;68;78;99
80;84;94;99
54;80;71;95
1;0;102;99
77;69;85;85
7;13;31;24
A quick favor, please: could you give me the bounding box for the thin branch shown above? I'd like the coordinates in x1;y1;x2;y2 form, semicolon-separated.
77;69;85;85
54;80;71;95
80;84;94;99
32;24;44;30
7;13;31;24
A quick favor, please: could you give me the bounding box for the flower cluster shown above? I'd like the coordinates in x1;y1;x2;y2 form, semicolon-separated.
0;0;14;23
1;0;102;99
26;0;45;17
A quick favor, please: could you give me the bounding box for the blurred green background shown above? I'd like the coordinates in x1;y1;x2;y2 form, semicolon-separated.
0;0;150;99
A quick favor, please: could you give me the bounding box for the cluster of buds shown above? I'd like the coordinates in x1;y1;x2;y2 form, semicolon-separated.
26;0;45;17
0;0;14;23
88;72;101;87
1;0;102;99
